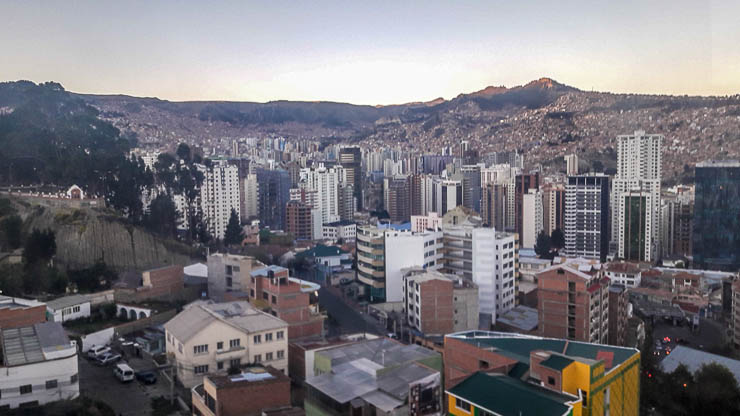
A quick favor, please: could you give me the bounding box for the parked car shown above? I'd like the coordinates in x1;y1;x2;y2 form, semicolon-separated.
95;353;122;366
87;345;111;360
114;363;135;383
136;371;158;385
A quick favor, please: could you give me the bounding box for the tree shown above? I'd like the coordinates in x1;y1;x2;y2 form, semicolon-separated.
534;231;552;258
691;363;740;415
592;160;604;173
176;143;192;164
145;194;179;238
223;209;243;246
23;228;56;267
551;228;565;250
0;215;23;249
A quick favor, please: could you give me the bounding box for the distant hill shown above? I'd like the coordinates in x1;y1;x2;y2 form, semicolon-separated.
2;78;736;185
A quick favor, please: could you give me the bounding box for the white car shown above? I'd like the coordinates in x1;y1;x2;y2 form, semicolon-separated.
114;363;135;383
87;345;111;359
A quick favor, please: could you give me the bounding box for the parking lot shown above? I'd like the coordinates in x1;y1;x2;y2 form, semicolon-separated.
652;318;725;359
79;352;174;416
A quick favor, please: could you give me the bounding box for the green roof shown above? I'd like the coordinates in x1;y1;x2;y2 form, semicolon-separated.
540;355;574;371
448;372;575;416
507;362;529;379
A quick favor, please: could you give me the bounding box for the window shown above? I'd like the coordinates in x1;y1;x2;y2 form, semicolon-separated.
547;376;555;385
276;331;284;340
266;352;273;361
226;277;233;287
250;289;255;297
271;295;277;304
217;361;224;370
70;374;78;384
194;344;208;355
455;398;470;412
45;380;58;389
230;358;241;368
20;385;32;395
254;354;262;363
230;338;241;348
72;305;81;313
253;335;261;344
194;365;209;374
178;343;183;353
217;341;223;350
265;333;273;342
277;350;284;359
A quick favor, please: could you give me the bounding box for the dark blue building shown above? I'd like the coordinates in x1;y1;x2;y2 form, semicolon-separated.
693;160;740;271
255;168;291;231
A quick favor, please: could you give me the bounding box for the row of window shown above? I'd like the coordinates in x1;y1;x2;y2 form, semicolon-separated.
1;375;78;398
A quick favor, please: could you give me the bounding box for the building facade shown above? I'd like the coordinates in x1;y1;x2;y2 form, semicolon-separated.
564;174;610;262
207;253;266;301
202;160;241;240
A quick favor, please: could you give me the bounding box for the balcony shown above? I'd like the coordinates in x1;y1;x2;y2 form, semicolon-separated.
216;345;246;356
192;384;215;416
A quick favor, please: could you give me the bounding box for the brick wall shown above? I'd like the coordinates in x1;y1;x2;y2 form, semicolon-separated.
420;279;453;335
443;337;517;390
216;373;291;416
0;304;46;329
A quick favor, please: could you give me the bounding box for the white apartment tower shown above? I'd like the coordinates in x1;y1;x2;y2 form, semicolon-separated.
522;189;543;249
202;160;241;240
612;130;663;262
243;173;259;220
299;164;340;225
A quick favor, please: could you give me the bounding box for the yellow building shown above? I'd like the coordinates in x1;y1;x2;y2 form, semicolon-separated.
444;331;641;416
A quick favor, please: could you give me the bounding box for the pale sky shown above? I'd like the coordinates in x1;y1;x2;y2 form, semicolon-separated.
1;1;739;105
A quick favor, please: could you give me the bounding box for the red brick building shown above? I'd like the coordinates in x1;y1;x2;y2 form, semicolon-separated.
537;263;611;344
285;200;314;240
115;265;185;302
0;295;47;329
249;266;324;340
192;366;291;416
608;285;628;346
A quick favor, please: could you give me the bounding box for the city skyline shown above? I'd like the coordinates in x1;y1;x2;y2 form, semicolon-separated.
1;1;739;105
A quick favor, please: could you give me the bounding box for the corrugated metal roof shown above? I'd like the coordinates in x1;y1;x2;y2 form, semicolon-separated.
46;294;89;311
660;346;740;383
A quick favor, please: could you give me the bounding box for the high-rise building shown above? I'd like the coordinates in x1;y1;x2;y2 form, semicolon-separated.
202;160;241;240
481;183;507;230
617;189;656;262
285;200;321;240
299;164;340;225
461;165;482;213
537;263;611;343
522;189;543;249
565;153;579;175
409;173;427;216
436;179;462;216
693;160;740;271
612;131;662;262
255;168;291;230
543;183;565;236
661;189;693;259
564;174;610;261
608;284;628;346
515;173;540;237
337;184;355;221
243;173;259;220
338;148;361;212
383;175;411;223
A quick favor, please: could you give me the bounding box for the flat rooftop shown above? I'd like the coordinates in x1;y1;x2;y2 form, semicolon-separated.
0;295;45;311
1;322;72;366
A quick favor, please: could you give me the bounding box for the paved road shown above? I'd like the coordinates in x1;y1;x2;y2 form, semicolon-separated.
319;287;384;336
79;355;173;416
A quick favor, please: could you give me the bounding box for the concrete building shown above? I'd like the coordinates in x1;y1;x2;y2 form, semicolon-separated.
604;261;642;288
436;179;462;216
299;164;340;225
410;211;442;232
565;153;579;176
461;165;482;213
45;295;90;323
611;131;662;260
356;225;387;302
444;331;640;416
732;279;740;347
693;160;740;271
384;229;444;303
564;174;610;262
0;295;46;329
481;183;507;230
537;263;611;344
402;269;479;336
192;366;292;416
521;189;543;249
439;208;517;324
0;322;79;409
543;182;565;236
515;172;540;238
322;220;356;242
305;338;442;416
243;173;260;220
617;189;657;262
248;266;324;340
285;200;321;240
297;245;352;272
660;189;693;259
383;175;411;223
164;300;289;388
608;284;628;346
256;168;291;231
202;160;241;240
338;147;362;211
207;253;266;301
337;184;355;221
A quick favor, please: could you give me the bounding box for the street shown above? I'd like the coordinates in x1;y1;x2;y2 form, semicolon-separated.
319;287;385;336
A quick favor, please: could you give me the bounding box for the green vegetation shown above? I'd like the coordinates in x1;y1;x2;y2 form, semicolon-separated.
223;208;243;246
550;228;565;251
150;396;179;416
5;396;115;416
534;231;552;259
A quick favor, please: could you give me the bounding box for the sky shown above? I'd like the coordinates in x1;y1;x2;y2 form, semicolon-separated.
1;1;739;105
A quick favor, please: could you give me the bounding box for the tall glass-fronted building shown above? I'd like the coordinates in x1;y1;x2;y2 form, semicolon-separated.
693;160;740;271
